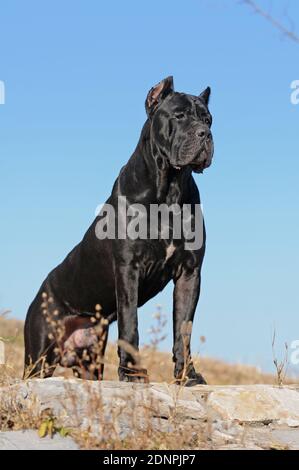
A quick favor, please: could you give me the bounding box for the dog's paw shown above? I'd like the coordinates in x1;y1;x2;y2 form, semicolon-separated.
175;368;207;387
118;367;149;383
185;372;207;387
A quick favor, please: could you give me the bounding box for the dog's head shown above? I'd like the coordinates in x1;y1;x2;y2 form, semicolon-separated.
145;76;213;173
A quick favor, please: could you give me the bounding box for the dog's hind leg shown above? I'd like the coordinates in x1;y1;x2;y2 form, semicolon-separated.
23;291;62;379
24;343;57;379
24;311;57;379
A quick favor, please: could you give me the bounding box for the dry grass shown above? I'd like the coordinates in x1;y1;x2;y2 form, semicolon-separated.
0;315;24;386
0;314;280;385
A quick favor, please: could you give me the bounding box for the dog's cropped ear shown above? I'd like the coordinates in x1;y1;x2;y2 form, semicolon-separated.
145;76;174;116
199;86;211;105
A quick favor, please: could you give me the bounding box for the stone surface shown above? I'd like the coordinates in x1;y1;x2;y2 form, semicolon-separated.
0;430;78;450
1;378;299;449
206;385;299;422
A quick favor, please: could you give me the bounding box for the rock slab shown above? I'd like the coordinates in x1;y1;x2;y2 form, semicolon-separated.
0;429;78;450
1;379;299;449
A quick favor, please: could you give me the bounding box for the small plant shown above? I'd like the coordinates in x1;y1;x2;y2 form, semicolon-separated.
148;306;167;350
272;329;289;386
38;410;70;439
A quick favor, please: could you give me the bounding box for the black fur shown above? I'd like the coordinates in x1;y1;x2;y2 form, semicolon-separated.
24;76;214;384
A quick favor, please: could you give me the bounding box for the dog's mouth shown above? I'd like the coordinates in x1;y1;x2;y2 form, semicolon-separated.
173;146;213;173
190;163;205;174
192;141;213;172
190;156;212;173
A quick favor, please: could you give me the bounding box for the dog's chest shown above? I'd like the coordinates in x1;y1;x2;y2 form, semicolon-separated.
140;239;184;282
135;239;188;305
165;242;176;261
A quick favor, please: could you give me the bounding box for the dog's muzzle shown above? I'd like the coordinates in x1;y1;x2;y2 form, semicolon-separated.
175;130;214;173
191;137;214;173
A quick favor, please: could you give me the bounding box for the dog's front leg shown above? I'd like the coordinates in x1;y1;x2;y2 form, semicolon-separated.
115;264;147;382
173;267;207;386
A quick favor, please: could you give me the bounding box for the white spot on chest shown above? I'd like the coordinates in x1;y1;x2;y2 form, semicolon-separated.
165;242;176;261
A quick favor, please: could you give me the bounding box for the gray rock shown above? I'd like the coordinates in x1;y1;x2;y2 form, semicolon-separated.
270;428;299;450
204;384;299;423
0;430;78;450
2;379;299;449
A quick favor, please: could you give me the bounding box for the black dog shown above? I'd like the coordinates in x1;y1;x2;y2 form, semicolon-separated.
24;76;214;385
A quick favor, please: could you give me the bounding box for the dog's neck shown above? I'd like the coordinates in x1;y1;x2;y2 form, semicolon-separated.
118;120;193;205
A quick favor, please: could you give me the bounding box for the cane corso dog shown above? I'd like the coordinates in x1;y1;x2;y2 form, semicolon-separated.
24;76;214;385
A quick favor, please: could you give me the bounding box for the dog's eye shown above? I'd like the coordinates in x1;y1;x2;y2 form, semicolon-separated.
175;113;185;120
205;117;211;126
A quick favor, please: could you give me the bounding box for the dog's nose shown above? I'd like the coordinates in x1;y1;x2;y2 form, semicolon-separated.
196;129;211;140
197;129;206;138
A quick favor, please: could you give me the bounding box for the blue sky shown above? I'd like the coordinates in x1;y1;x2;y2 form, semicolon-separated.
0;0;298;372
